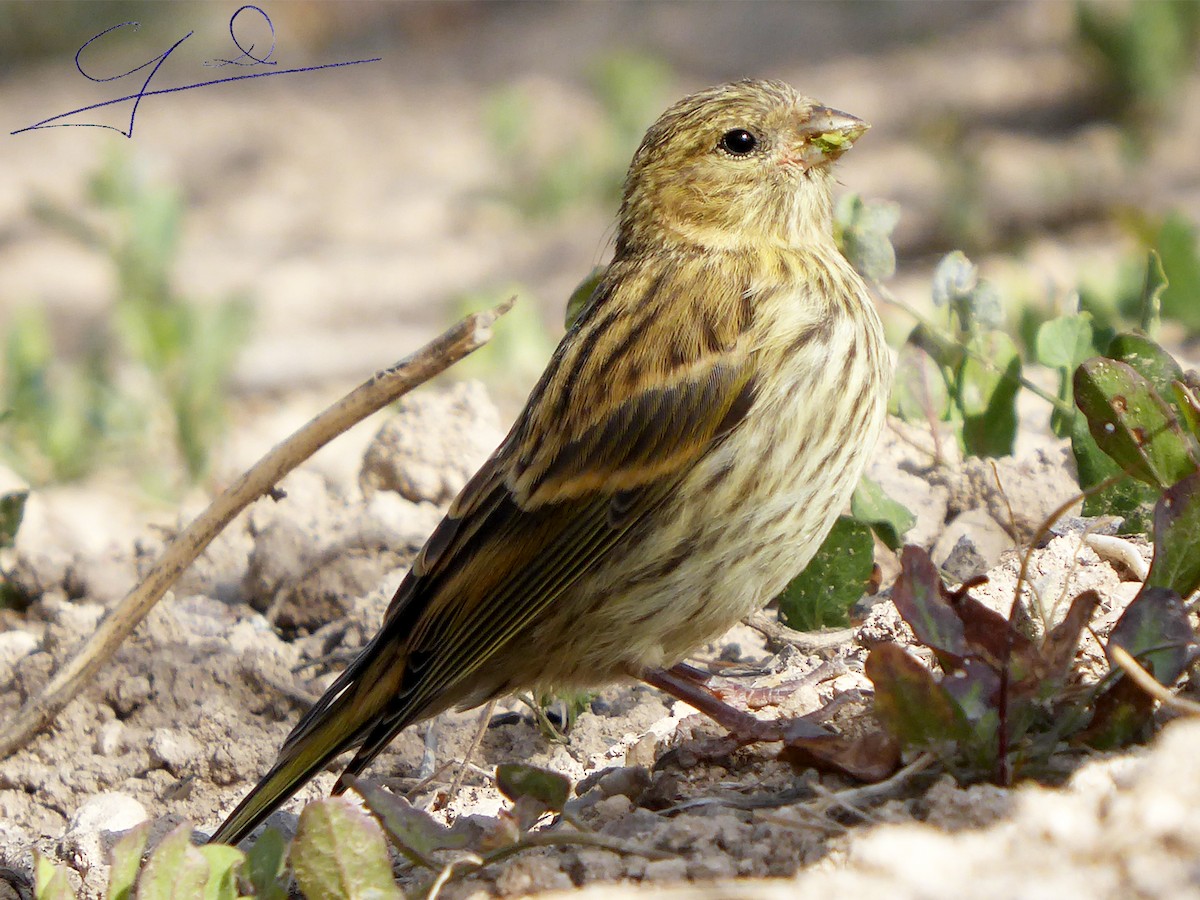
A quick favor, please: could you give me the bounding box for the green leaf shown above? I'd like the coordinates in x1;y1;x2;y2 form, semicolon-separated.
1106;332;1185;409
1084;582;1195;750
932;251;978;309
349;777;467;860
1036;313;1096;436
106;822;150;900
240;827;288;900
136;823;208;899
1174;375;1200;441
1079;675;1154;750
291;798;402;900
495;763;571;813
889;340;950;423
938;657;1002;765
866;644;968;752
968;281;1005;330
1139;249;1167;333
197;844;243;900
1073;357;1197;489
1035;313;1096;370
0;489;28;549
850;477;915;551
957;332;1020;457
1069;415;1158;532
835;194;900;282
1146;470;1200;597
777;516;875;630
563;266;606;330
1157;212;1200;332
34;851;74;900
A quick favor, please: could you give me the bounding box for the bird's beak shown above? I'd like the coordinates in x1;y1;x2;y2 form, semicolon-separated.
790;107;869;169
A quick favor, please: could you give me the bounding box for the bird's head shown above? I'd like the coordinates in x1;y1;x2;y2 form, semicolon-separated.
616;79;868;253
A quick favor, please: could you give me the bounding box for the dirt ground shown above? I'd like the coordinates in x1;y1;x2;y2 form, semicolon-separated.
2;3;1200;898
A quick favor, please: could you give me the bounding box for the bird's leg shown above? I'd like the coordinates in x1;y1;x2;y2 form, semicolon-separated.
640;665;786;744
664;661;715;685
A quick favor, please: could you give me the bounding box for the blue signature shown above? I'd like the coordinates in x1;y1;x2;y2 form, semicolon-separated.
11;5;380;138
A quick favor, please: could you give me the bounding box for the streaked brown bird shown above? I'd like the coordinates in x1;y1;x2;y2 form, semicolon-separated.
210;78;890;845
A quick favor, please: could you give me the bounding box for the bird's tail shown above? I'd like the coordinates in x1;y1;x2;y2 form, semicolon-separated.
207;633;409;846
206;720;350;846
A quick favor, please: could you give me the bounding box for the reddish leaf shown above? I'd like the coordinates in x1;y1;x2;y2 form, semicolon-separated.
1078;676;1156;750
779;727;899;782
1038;590;1101;687
1146;470;1200;599
892;546;966;660
866;643;968;752
1107;585;1193;685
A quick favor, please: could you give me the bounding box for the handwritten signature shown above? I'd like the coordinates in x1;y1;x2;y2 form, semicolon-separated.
11;5;381;138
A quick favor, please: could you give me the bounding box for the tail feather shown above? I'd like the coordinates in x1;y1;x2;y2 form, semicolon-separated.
207;720;351;846
208;637;409;845
331;714;415;794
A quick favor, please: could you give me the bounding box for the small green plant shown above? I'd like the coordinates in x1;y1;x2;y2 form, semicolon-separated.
1149;212;1200;332
524;689;597;742
776;515;876;631
1075;0;1200;138
32;764;667;899
4;148;253;488
1034;251;1192;532
867;326;1200;778
0;483;29;609
894;251;1020;459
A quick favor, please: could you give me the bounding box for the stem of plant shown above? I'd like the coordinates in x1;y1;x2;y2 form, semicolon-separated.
874;281;1075;417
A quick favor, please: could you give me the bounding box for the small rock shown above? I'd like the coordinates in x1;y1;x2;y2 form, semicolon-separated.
940;534;988;584
585;766;651;803
0;631;38;687
364;490;442;549
95;721;125;757
149;729;202;776
359;380;502;505
624;733;659;769
59;793;148;880
39;599;105;661
590;794;634;825
494;855;572;895
64;793;147;836
108;674;153;717
641;857;689;883
933;507;1011;581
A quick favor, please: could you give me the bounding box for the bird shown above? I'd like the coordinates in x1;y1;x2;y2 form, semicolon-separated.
209;78;891;846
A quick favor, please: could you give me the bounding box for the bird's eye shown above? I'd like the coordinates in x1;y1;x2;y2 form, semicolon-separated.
719;128;758;155
719;128;759;155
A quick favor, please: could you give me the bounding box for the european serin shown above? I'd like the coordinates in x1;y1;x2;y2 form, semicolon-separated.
210;78;890;845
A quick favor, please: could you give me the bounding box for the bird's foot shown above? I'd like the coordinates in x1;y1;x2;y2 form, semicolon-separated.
641;664;897;781
641;664;788;744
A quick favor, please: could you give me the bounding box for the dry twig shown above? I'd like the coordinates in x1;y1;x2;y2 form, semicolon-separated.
0;301;513;759
1110;645;1200;716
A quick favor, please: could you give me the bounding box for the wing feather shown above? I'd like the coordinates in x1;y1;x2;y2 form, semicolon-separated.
285;255;760;772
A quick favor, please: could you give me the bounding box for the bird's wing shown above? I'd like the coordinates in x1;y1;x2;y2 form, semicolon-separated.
290;257;759;769
210;257;763;847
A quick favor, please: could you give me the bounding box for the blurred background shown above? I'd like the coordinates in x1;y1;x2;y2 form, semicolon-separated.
1;0;1198;497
